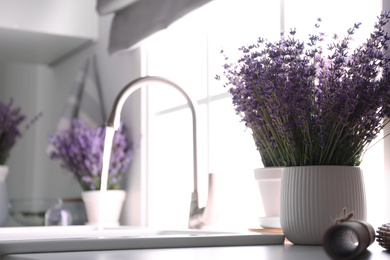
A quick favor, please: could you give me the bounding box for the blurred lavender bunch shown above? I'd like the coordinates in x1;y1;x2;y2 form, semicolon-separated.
221;12;390;167
0;99;26;164
48;119;133;191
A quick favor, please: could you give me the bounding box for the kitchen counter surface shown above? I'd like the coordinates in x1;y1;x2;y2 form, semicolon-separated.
3;243;390;260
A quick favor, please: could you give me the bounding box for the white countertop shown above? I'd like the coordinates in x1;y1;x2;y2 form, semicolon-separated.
3;243;390;260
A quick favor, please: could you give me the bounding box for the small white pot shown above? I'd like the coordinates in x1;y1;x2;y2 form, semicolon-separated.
254;167;283;228
280;166;366;245
0;165;8;226
81;190;126;226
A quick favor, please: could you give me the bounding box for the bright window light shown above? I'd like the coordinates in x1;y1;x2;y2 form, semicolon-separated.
143;0;383;230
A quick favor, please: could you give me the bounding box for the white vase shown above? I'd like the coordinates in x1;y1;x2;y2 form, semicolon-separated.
0;165;8;226
280;166;366;245
81;190;126;226
254;167;283;228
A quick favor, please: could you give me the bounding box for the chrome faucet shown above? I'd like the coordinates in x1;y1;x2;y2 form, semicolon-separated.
106;76;216;229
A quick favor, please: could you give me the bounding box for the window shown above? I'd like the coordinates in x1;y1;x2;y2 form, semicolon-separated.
142;0;383;230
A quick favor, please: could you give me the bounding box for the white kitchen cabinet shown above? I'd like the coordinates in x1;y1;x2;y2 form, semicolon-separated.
0;0;98;65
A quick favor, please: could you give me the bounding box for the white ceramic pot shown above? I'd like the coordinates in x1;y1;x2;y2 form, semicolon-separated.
280;166;366;245
254;167;283;228
81;190;126;226
0;165;8;226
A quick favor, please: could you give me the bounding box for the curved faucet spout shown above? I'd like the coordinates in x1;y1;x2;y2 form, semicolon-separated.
106;76;215;229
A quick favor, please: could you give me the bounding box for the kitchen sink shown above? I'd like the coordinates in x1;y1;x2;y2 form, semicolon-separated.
0;226;285;256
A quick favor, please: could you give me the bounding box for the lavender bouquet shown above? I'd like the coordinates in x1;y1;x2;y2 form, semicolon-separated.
48;119;133;191
0;99;27;165
222;12;390;167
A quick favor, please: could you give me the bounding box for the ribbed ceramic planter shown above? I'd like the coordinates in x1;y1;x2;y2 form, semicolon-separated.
0;165;8;226
82;190;126;226
280;166;366;245
254;167;283;228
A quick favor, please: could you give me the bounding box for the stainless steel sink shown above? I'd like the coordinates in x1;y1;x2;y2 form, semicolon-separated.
0;226;284;255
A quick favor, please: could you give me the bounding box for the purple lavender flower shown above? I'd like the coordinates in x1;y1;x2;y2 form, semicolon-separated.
0;99;26;165
221;12;390;167
48;119;133;191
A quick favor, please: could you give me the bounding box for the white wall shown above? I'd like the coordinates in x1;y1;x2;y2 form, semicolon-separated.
1;11;143;226
0;0;97;38
0;63;41;199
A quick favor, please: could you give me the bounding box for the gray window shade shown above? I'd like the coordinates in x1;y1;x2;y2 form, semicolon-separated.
97;0;213;54
96;0;139;15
